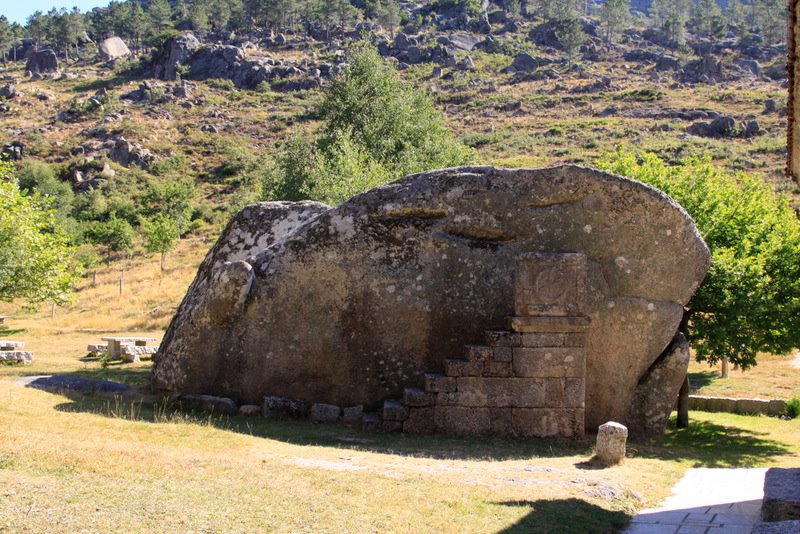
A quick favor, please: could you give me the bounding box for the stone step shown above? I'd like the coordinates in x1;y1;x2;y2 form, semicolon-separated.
762;468;800;522
424;372;456;393
445;358;482;377
382;399;408;422
404;387;434;407
484;330;520;348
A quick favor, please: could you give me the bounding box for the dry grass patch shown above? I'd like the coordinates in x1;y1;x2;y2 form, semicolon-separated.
689;352;800;400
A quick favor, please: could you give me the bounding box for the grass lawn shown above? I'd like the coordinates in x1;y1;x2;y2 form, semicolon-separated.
688;352;800;401
1;369;798;533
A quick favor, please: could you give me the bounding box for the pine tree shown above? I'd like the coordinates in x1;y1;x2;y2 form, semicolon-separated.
690;0;724;38
148;0;174;33
600;0;629;47
556;11;586;68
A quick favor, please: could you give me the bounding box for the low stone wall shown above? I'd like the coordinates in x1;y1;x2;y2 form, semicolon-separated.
688;395;787;416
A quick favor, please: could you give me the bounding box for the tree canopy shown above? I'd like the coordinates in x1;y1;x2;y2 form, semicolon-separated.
268;41;472;204
0;163;81;305
599;150;800;370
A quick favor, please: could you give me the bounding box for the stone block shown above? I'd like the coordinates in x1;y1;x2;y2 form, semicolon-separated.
509;316;590;333
596;421;628;466
425;373;457;393
768;400;787;417
238;404;261;416
688;395;709;411
485;330;520;347
545;379;564;408
456;377;545;408
492;346;513;362
445;358;483;377
383;399;409;421
753;520;800;533
512;408;584;438
361;412;381;433
512;347;585;378
483;360;512;377
762;468;800;522
737;398;770;415
489;408;513;435
464;345;492;362
521;333;565;348
382;420;404;433
342;405;364;423
403;407;436;434
0;351;33;365
434;406;491;436
705;397;737;413
563;333;586;347
263;395;309;419
175;393;237;415
515;252;587;317
310;403;340;422
564;378;585;408
404;387;434;407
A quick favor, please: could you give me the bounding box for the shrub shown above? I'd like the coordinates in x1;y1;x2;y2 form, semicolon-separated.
787;397;800;419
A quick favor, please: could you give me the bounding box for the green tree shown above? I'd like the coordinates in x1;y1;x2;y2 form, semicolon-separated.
600;0;629;47
650;0;691;45
190;1;211;35
375;0;401;37
0;16;13;64
690;0;725;38
84;217;134;265
142;214;181;270
599;150;800;371
555;13;586;68
269;42;471;204
148;0;174;33
0;163;80;305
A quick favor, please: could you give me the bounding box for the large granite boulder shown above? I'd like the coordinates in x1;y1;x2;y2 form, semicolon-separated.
99;36;131;61
153;166;710;432
25;49;58;74
153;33;201;81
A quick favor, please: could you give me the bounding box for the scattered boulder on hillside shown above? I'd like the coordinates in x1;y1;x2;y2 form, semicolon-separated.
68;157;115;193
153;33;201;81
687;116;761;138
1;142;24;161
108;136;156;170
0;84;20;99
25;49;59;74
153;166;710;436
733;58;762;77
151;33;325;90
444;33;482;51
9;38;37;61
573;76;617;93
509;52;540;72
99;36;132;62
682;55;727;84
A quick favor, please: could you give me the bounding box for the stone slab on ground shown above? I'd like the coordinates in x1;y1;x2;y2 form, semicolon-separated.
625;468;767;533
762;468;800;522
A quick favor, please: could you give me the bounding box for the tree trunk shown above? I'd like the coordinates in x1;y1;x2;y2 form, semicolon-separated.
160;252;166;271
721;358;729;378
92;270;97;287
50;302;56;320
676;374;690;428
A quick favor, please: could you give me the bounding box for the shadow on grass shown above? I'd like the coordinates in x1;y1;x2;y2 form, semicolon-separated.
47;384;593;461
0;326;27;337
494;498;629;533
630;417;792;468
72;74;139;92
688;370;718;390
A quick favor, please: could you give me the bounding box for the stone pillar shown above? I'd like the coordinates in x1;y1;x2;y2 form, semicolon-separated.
596;421;628;466
508;253;590;438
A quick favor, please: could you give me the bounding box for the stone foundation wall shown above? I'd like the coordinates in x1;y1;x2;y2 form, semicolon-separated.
395;328;586;438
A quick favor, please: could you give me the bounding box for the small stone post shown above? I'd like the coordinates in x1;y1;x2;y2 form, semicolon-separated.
596;421;628;466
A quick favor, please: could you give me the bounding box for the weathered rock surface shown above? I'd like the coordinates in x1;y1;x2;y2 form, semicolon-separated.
627;332;690;437
99;36;131;61
596;421;628;466
153;166;709;433
763;468;800;522
172;393;238;415
25;49;58;74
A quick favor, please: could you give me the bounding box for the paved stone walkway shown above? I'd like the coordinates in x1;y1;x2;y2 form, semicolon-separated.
625;467;767;533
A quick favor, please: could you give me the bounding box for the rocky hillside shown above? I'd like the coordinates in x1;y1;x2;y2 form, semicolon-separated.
0;1;795;257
